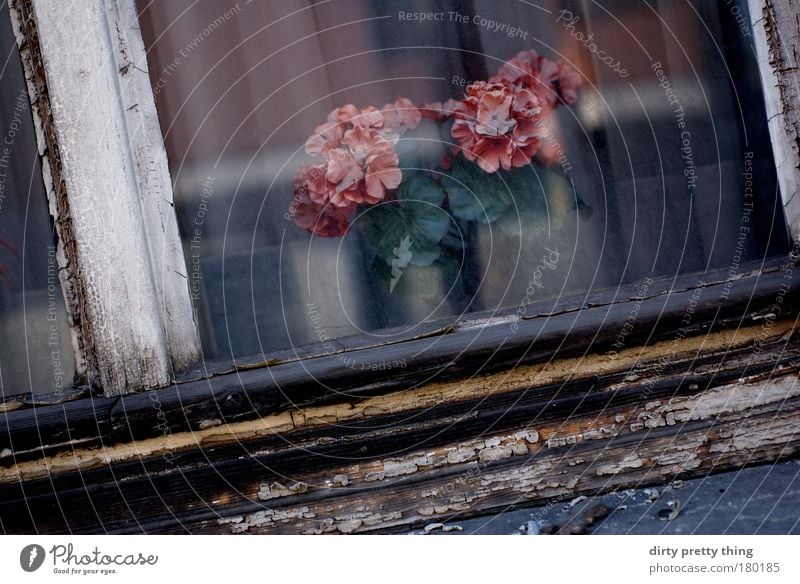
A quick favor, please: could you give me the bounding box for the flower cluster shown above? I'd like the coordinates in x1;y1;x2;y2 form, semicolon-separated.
289;50;582;237
490;50;581;110
450;82;543;173
291;98;421;236
450;50;582;173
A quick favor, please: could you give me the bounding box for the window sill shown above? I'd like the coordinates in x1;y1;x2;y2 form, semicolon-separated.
0;255;795;458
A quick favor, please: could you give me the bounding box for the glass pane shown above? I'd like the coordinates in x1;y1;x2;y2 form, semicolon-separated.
0;8;76;397
136;0;789;361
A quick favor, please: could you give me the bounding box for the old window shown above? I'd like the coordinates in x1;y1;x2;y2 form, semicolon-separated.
135;0;789;363
1;0;800;537
0;0;793;397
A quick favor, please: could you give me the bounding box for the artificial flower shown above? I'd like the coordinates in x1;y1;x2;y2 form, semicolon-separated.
292;190;355;237
419;99;460;121
381;97;422;135
491;50;582;109
555;61;582;105
451;81;543;172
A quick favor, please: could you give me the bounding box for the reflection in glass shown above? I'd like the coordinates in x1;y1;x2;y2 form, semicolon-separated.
136;0;788;361
0;9;75;397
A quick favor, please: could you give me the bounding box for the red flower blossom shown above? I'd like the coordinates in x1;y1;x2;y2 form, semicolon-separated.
364;142;402;199
381;97;422;135
556;61;582;105
305;120;344;156
419;99;460;121
292;190;355;237
296;103;405;211
451;81;544;173
326;148;366;205
491;50;553;103
490;50;581;109
295;163;335;205
341;124;401;203
306;104;389;156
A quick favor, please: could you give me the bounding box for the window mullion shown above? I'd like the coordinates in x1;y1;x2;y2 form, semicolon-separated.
749;0;800;241
8;0;201;396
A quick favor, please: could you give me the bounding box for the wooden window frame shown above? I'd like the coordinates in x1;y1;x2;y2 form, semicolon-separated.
7;0;201;396
0;0;799;534
3;0;798;397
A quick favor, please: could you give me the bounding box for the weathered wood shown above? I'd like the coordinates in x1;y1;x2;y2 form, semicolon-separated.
7;0;201;395
0;0;796;535
208;387;800;535
749;0;800;239
0;327;797;533
106;0;202;372
0;257;797;461
2;318;793;481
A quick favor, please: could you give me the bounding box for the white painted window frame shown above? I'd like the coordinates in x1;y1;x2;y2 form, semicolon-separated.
748;0;800;239
4;0;799;396
8;0;200;396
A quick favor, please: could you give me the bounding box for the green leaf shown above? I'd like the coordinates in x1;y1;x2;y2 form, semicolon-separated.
496;166;551;239
395;120;449;173
361;177;450;268
396;172;445;205
442;156;516;223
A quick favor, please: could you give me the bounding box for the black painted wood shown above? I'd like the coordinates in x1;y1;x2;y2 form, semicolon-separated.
0;325;798;534
0;256;796;460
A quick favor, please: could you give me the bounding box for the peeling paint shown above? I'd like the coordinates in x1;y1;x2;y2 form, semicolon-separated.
257;481;308;501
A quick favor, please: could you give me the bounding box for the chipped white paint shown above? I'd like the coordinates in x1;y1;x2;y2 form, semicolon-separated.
10;0;200;394
257;480;308;501
106;0;201;372
0;323;792;484
214;370;800;533
749;0;800;239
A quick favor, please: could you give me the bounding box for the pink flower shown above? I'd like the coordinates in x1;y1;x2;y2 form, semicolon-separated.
489;50;547;89
297;122;403;209
491;50;558;107
535;59;561;109
292;98;416;227
420;99;460;121
305;120;344;156
491;50;582;109
555;61;582;105
327;104;359;123
381;97;422;135
292;190;355;237
327;104;384;129
451;81;543;173
294;163;331;202
341;124;401;203
326;148;366;205
364;142;401;199
474;87;516;136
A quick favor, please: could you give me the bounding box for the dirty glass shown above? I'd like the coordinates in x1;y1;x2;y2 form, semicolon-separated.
0;8;76;397
136;0;788;360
